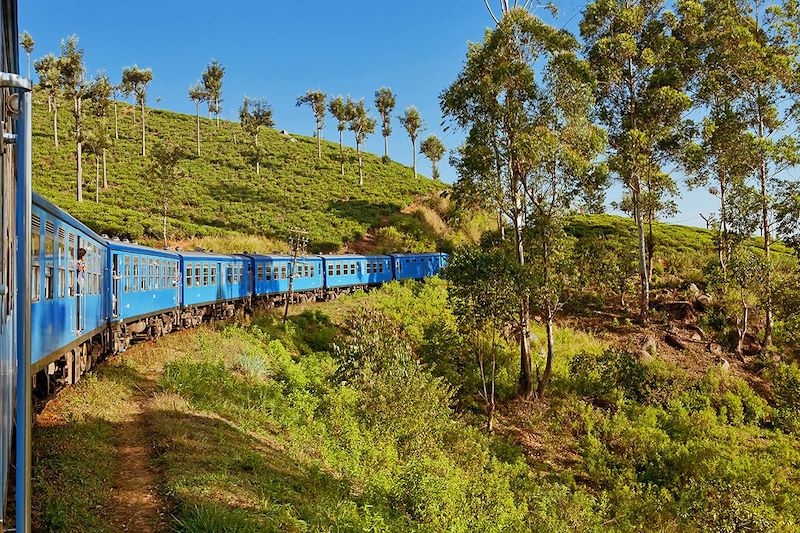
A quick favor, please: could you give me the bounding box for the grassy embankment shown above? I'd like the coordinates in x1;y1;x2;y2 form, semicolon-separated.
32;278;800;532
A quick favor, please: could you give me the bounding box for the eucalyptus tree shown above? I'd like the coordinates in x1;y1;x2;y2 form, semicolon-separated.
445;245;520;431
374;87;396;159
296;90;326;160
20;31;33;78
329;95;356;175
121;65;153;156
188;82;207;156
420;135;446;180
34;53;60;146
441;7;582;398
581;0;691;322
348;100;377;186
202;59;224;127
87;72;113;188
239;96;275;176
111;83;120;139
398;107;423;178
149;139;187;247
59;36;89;202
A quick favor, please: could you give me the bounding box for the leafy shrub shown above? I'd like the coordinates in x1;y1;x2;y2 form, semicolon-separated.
772;363;800;433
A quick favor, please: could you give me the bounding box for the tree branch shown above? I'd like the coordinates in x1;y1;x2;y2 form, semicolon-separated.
485;0;500;24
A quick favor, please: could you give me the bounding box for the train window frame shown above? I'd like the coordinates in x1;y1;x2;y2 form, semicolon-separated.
68;233;76;297
265;263;272;280
210;265;217;285
57;228;66;298
257;264;263;281
124;256;131;292
186;264;193;288
194;264;201;287
203;264;209;286
327;263;333;276
239;265;244;283
31;214;40;303
141;257;148;291
311;265;315;278
304;264;309;278
335;263;341;276
281;264;287;280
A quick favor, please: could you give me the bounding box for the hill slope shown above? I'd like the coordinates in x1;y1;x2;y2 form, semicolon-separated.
31;93;439;252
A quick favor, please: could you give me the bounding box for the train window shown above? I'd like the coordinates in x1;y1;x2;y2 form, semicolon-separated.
194;265;201;287
304;264;309;278
203;264;209;286
124;256;131;292
133;257;139;291
44;267;54;299
257;264;263;281
350;262;355;275
68;233;75;297
335;263;341;276
141;258;148;291
380;262;384;273
154;259;160;290
31;215;40;303
265;264;271;280
57;229;66;298
226;266;232;284
281;265;287;280
239;265;244;282
186;265;193;287
161;261;167;289
210;265;217;285
366;262;371;274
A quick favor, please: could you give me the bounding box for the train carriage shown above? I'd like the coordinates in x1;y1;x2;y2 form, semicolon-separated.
323;254;392;291
390;252;449;281
247;254;324;300
31;192;108;380
178;251;251;324
107;240;181;350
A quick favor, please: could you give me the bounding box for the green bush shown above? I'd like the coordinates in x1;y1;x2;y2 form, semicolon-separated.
772;363;800;433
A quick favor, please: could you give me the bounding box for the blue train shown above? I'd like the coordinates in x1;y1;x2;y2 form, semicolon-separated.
30;192;448;395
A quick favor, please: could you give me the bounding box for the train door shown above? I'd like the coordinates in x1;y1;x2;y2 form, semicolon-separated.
112;253;119;318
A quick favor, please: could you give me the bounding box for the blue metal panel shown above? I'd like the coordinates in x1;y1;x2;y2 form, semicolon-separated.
390;253;446;281
323;255;391;289
108;242;180;323
179;252;251;307
247;254;324;296
30;198;108;369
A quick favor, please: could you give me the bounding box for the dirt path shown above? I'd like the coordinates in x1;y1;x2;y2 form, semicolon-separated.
108;370;164;532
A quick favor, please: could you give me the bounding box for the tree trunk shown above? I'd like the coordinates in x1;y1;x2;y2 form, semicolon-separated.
95;155;99;203
358;142;364;186
756;102;773;353
47;94;52;113
114;101;119;140
163;185;168;248
317;128;322;160
384;135;389;159
512;190;533;398
412;137;417;178
339;129;345;176
76;97;82;202
141;99;146;157
719;171;729;280
633;188;650;322
195;103;201;156
26;54;30;80
102;149;108;188
647;212;655;284
255;131;260;176
537;306;555;398
53;102;59;148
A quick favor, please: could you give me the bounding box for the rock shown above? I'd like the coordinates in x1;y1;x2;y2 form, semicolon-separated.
716;356;731;373
707;343;723;357
695;293;713;311
684;325;705;342
641;335;659;356
656;301;698;324
664;333;687;350
688;283;701;298
281;129;290;136
637;350;655;363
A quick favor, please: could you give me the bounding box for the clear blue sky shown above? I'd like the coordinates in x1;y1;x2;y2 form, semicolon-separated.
20;0;712;227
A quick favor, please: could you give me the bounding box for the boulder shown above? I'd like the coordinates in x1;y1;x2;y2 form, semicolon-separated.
687;283;701;298
716;356;731;374
656;301;698;324
664;332;687;350
695;293;713;310
637;350;655;363
707;343;723;357
684;325;706;342
641;335;659;356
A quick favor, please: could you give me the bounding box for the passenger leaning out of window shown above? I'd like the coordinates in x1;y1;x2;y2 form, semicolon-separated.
76;248;86;295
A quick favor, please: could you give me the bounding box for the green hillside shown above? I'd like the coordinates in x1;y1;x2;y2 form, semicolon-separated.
31;92;439;252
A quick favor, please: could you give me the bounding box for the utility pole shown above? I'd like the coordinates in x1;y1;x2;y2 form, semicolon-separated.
283;228;309;324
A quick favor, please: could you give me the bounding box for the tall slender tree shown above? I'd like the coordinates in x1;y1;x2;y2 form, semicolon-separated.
348;100;377;186
239;96;275;176
420;135;446;180
87;72;113;189
296;90;327;160
34;53;60;146
329;95;356;175
374;87;396;159
20;31;33;78
149;139;187;247
121;65;153;157
203;59;224;128
399;106;424;178
59;36;88;202
188;82;207;156
442;7;581;398
581;0;691;322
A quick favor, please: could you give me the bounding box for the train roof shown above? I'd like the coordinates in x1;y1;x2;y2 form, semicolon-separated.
242;253;323;261
388;252;447;257
176;250;246;260
106;239;180;258
323;254;391;260
32;191;106;244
